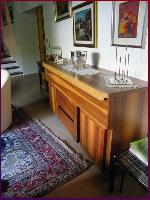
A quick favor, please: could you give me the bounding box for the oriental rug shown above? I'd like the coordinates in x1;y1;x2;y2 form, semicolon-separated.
1;109;91;198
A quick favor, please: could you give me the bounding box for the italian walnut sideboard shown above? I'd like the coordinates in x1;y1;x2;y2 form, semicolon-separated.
43;61;148;168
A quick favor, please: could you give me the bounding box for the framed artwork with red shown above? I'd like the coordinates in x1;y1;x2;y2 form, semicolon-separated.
111;1;148;48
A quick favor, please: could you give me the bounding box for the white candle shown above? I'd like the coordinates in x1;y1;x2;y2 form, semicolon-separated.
128;53;130;66
116;45;117;63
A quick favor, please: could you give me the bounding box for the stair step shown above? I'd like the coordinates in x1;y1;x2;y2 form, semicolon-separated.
1;62;17;68
8;68;22;73
1;54;11;58
1;60;16;64
3;66;19;70
1;51;7;57
10;71;23;76
1;56;12;62
1;56;23;76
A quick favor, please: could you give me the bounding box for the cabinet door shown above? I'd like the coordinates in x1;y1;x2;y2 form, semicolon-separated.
80;109;106;166
56;89;79;142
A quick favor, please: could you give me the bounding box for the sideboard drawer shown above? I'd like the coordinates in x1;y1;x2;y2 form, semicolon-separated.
56;89;79;142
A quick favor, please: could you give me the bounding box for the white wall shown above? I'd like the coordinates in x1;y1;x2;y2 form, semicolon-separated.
2;3;23;71
17;1;43;13
2;1;148;80
15;9;40;74
2;2;40;75
43;1;148;81
15;2;40;75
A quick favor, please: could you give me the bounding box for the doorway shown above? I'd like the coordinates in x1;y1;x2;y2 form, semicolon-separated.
36;5;46;61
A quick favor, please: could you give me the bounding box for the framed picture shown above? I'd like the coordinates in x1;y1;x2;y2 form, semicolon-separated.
73;2;98;48
54;2;72;22
2;4;8;26
111;1;148;48
8;6;15;23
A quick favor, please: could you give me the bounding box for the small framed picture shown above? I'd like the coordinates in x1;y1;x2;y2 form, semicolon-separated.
54;2;72;22
9;6;15;23
111;1;148;48
73;2;98;48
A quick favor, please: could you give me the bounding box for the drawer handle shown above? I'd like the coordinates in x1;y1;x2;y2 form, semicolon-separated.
58;105;74;123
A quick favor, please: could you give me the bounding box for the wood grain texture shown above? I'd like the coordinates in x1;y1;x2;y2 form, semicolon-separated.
48;84;56;112
80;109;105;166
44;62;148;167
36;6;46;61
108;88;148;154
43;63;108;101
46;70;109;128
55;89;79;142
43;61;147;95
104;129;112;168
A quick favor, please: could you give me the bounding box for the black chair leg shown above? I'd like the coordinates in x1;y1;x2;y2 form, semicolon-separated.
119;171;125;192
109;155;116;193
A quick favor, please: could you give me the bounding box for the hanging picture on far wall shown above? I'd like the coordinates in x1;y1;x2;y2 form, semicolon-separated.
54;2;72;22
8;6;15;23
111;1;148;48
118;2;139;38
73;2;98;48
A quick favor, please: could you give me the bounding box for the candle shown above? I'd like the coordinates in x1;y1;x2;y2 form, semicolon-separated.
119;56;121;76
128;53;130;65
116;45;117;63
126;44;127;51
125;55;126;66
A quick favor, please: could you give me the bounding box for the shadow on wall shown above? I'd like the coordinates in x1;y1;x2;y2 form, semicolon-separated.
91;52;100;67
1;41;9;55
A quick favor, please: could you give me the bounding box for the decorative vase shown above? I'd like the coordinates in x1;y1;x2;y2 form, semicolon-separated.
71;51;87;70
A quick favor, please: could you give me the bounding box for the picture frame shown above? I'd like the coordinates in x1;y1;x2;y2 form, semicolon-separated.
111;1;148;48
54;2;72;22
73;2;98;48
8;5;15;23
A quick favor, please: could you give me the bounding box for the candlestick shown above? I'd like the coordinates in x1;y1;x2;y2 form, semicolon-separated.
122;70;123;80
119;56;121;76
116;45;118;63
125;54;127;78
126;53;129;78
128;53;130;66
114;45;118;80
126;44;127;51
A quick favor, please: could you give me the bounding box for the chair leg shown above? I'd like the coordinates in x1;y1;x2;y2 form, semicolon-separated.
119;171;125;192
109;155;116;193
109;171;115;193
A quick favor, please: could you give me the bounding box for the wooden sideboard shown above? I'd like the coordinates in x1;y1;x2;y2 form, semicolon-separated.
43;61;148;168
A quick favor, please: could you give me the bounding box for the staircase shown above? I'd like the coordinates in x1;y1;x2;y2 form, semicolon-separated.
1;51;23;76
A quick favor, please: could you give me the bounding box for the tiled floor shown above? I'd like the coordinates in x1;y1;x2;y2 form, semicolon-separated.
10;73;147;197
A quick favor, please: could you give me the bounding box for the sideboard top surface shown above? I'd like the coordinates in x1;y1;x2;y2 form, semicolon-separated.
43;61;148;96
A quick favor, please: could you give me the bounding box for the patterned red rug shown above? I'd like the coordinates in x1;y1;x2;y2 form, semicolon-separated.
1;109;91;198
